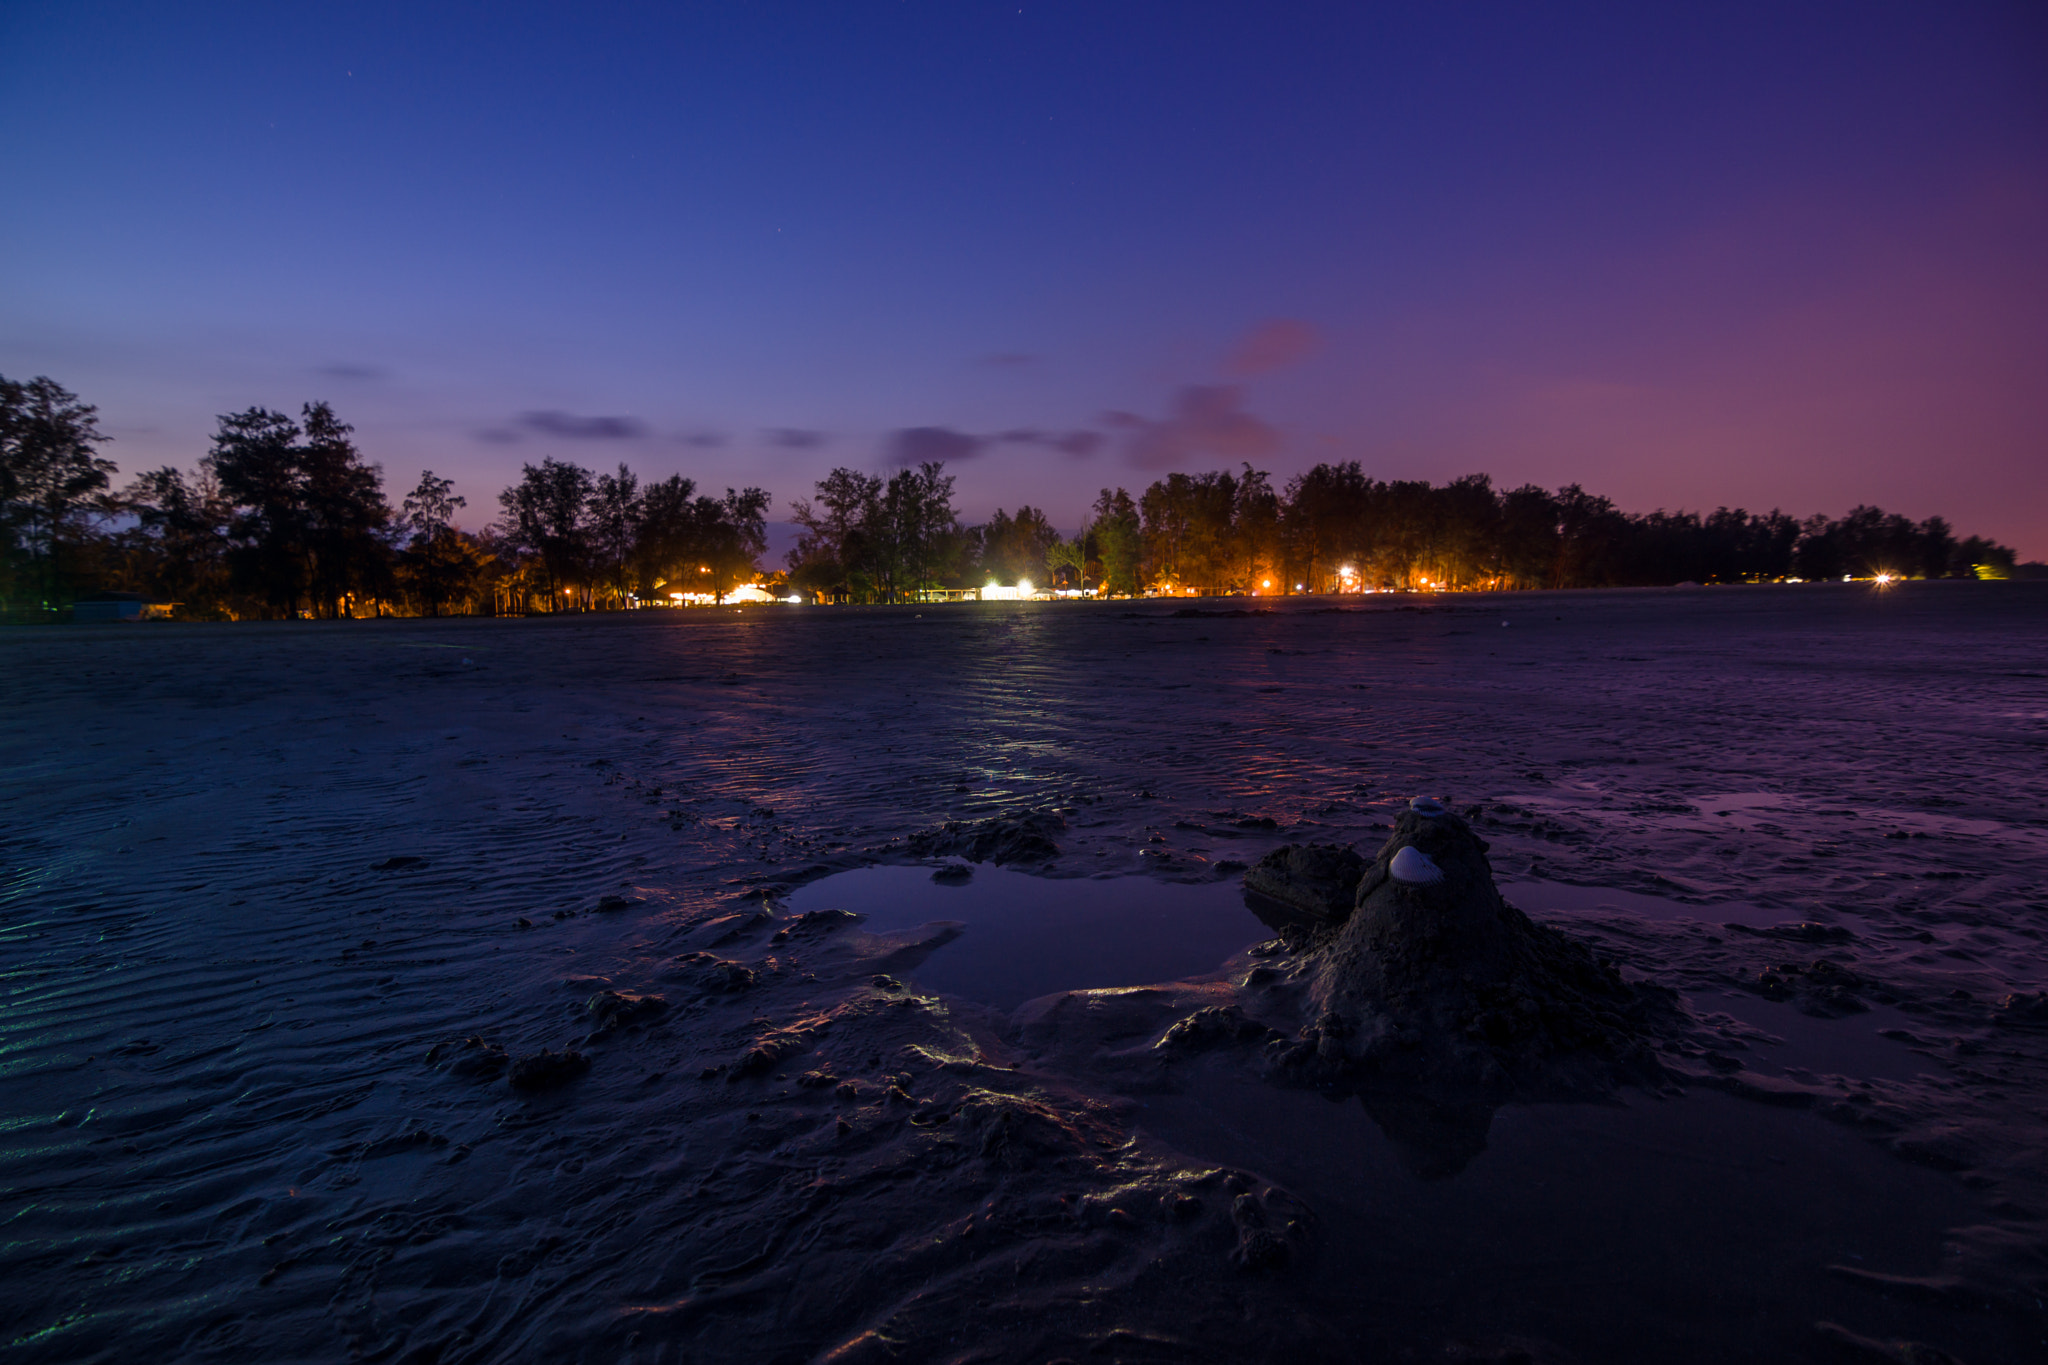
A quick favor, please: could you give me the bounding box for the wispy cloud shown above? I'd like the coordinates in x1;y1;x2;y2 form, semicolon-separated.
765;427;829;449
315;362;386;381
886;426;984;465
520;410;646;439
1225;319;1321;377
995;428;1103;457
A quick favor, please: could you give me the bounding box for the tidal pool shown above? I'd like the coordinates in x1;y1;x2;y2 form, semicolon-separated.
785;862;1265;1008
792;864;1849;1006
787;859;1999;1360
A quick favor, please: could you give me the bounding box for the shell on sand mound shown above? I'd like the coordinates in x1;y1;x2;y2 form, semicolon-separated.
1387;845;1443;885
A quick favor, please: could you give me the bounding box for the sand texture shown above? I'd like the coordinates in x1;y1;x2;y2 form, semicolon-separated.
3;582;2046;1363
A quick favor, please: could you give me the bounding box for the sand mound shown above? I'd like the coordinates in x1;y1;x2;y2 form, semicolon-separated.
1236;801;1670;1094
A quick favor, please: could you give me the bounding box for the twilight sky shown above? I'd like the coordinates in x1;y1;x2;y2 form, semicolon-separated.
3;1;2043;553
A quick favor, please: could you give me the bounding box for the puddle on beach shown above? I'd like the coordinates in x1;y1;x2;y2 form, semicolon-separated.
787;863;1262;1010
791;862;1998;1358
1134;1074;1987;1361
793;864;1921;1081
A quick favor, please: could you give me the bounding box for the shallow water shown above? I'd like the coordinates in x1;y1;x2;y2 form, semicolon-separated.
796;861;1949;1085
794;864;1828;1003
1700;992;1937;1083
1137;1073;1984;1361
787;863;1261;1008
784;860;2029;1356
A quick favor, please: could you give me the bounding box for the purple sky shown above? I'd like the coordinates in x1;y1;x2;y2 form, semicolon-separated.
3;1;2043;553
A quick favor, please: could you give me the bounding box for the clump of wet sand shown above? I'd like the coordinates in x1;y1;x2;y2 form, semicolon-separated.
1233;800;1671;1095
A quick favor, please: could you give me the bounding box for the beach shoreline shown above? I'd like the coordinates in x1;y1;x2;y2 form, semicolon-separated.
3;584;2044;1362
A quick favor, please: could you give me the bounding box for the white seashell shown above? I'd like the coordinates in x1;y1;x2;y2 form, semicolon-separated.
1408;796;1447;818
1389;845;1444;885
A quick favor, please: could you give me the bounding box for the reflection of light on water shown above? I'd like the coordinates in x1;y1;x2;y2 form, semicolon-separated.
786;864;1261;1009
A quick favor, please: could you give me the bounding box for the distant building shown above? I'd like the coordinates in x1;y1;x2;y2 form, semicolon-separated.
72;592;176;623
659;584;800;606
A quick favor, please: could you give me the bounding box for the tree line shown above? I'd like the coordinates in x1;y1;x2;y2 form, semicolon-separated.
0;376;774;619
788;461;2023;601
0;371;2027;620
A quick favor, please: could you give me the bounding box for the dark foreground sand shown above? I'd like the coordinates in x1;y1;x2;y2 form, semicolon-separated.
2;583;2045;1364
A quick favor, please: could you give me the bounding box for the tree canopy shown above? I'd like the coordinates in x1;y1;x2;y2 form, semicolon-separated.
1;375;116;613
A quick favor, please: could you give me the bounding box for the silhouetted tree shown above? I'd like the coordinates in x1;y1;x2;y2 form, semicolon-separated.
975;505;1058;586
878;462;956;600
298;403;392;617
1140;471;1231;591
1;374;117;615
120;465;233;613
1281;461;1376;592
788;467;883;601
1913;516;1956;581
1548;485;1624;588
1232;466;1284;593
1495;485;1560;589
635;473;701;598
1090;487;1142;597
199;402;391;618
699;487;771;601
1045;531;1087;591
398;470;471;616
206;408;307;615
587;463;642;607
497;457;593;608
1952;536;2016;579
1433;474;1501;588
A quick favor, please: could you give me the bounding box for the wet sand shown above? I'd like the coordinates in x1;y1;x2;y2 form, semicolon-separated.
2;582;2045;1363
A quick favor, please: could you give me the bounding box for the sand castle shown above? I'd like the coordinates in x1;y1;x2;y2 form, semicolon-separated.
1243;798;1664;1092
